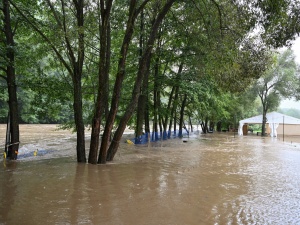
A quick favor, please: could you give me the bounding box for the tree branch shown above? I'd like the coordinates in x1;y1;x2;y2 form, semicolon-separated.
9;0;73;75
211;0;223;36
60;0;76;69
45;0;63;28
135;0;151;18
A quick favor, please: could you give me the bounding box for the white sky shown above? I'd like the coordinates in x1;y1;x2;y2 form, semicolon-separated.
279;36;300;110
280;98;300;110
291;36;300;63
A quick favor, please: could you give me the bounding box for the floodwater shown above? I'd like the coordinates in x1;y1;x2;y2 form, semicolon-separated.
1;125;300;225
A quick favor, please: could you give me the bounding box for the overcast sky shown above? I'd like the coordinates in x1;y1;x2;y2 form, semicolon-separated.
292;36;300;63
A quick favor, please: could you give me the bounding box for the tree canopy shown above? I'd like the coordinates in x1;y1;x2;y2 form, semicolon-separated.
248;49;299;135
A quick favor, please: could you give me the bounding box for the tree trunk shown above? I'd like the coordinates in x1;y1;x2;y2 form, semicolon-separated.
168;64;183;137
209;121;214;132
138;44;151;138
173;115;177;135
143;56;151;135
164;86;175;132
76;0;86;163
98;0;140;164
189;115;193;132
135;94;146;138
178;94;187;137
261;110;267;136
172;94;179;136
73;71;86;162
260;91;268;137
3;0;19;160
201;117;209;133
217;121;222;132
159;115;163;139
135;9;146;140
153;56;159;141
89;0;112;164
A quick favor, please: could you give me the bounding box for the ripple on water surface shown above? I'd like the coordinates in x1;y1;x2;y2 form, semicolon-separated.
1;125;300;224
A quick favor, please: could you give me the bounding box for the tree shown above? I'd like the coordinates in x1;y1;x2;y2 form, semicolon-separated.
1;0;19;159
250;49;298;136
10;0;87;162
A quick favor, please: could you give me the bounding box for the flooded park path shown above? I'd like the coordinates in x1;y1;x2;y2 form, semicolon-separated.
0;125;300;224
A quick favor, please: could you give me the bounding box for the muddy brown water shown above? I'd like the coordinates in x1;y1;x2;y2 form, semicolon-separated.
0;125;300;225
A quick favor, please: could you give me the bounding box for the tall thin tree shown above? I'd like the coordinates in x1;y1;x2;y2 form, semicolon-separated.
1;0;19;159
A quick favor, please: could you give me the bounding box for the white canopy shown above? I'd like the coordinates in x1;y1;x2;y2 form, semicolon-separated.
238;111;300;137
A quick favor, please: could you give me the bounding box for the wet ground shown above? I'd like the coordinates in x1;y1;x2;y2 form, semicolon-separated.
0;125;300;225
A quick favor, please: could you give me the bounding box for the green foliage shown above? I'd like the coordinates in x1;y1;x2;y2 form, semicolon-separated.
1;0;299;131
237;0;300;48
252;49;298;110
0;81;8;123
244;49;298;135
249;124;262;133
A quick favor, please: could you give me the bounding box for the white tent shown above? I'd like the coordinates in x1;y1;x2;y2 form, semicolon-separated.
238;111;300;137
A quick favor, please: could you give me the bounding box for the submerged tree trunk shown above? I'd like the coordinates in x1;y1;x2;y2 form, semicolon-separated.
136;94;147;137
209;121;215;132
89;0;112;164
143;16;150;136
135;10;147;139
153;55;160;140
73;73;86;162
201;117;209;133
98;0;142;164
2;0;19;160
217;121;222;132
73;0;86;163
143;54;151;135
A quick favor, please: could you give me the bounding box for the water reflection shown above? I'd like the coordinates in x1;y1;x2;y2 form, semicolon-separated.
0;161;17;224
